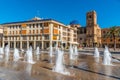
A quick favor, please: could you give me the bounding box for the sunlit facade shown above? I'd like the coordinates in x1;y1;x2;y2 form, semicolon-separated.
101;27;120;48
0;25;3;47
1;17;78;49
77;11;101;47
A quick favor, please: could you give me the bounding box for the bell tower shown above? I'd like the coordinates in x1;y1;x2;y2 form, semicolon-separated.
86;11;97;26
86;11;101;47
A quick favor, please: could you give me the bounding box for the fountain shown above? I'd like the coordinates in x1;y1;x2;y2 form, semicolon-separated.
49;45;53;57
103;46;112;65
0;47;4;58
53;49;70;75
54;44;58;55
29;46;32;52
69;45;74;60
94;47;100;57
0;47;4;54
4;45;10;61
74;46;78;55
25;46;35;64
36;46;40;60
13;48;21;62
26;63;32;76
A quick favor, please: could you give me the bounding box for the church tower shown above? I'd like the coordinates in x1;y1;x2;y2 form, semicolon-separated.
86;11;101;47
86;11;97;26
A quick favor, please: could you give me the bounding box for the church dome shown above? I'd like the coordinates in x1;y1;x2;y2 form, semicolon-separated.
70;20;80;25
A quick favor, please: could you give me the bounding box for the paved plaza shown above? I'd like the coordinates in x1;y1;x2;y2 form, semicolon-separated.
0;48;120;80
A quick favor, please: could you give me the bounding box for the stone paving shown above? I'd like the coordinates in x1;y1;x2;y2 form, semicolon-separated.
0;50;120;80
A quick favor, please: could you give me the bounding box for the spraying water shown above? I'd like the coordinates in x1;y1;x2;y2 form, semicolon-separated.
49;45;53;57
25;46;35;64
69;45;74;60
4;45;10;61
29;46;32;52
36;46;40;60
13;48;21;62
103;46;112;65
0;47;4;54
54;44;58;55
26;63;32;76
0;47;4;58
74;46;78;55
94;47;100;57
54;49;70;75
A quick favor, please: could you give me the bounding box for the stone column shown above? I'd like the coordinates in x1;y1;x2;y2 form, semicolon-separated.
41;23;45;50
27;36;29;49
49;23;53;49
2;37;4;48
60;26;63;49
20;36;22;49
42;40;44;50
14;41;16;48
34;41;36;50
8;41;10;48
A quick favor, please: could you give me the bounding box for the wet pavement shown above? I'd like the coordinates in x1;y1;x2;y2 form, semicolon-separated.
0;52;120;80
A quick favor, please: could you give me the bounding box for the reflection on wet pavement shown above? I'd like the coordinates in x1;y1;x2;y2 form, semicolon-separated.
0;52;120;80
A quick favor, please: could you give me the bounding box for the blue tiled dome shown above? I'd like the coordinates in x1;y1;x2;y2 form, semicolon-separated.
70;20;79;25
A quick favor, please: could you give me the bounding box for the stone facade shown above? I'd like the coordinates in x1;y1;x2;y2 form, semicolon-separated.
77;11;101;47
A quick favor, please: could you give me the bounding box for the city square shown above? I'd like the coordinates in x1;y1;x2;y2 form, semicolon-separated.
0;0;120;80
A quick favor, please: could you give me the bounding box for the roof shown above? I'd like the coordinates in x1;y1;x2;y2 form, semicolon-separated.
1;18;65;26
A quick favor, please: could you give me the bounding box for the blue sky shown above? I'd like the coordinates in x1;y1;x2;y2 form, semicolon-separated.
0;0;120;28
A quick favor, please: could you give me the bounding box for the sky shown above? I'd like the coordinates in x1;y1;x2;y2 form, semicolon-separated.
0;0;120;28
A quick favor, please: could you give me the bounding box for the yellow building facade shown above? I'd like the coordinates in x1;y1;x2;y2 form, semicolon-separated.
1;17;78;50
0;25;3;47
77;11;101;47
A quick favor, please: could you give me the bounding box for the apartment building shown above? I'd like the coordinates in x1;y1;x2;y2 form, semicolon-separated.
101;27;120;48
0;25;3;47
1;17;78;50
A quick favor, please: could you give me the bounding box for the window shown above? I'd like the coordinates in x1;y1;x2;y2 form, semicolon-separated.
33;36;34;40
118;39;120;42
33;24;35;28
80;38;82;40
9;26;11;29
103;31;106;33
36;30;38;34
29;36;31;40
23;36;27;40
89;15;92;18
68;29;70;31
33;30;35;34
44;23;49;27
5;37;7;40
29;30;31;34
110;39;112;42
40;23;42;27
44;35;49;40
36;36;38;40
36;24;38;28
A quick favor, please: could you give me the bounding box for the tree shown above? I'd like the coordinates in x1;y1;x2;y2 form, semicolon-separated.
105;26;120;51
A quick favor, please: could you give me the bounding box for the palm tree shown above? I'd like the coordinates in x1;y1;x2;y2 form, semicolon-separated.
105;26;120;51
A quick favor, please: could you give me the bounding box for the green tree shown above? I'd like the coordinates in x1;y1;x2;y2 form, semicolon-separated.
105;26;120;51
